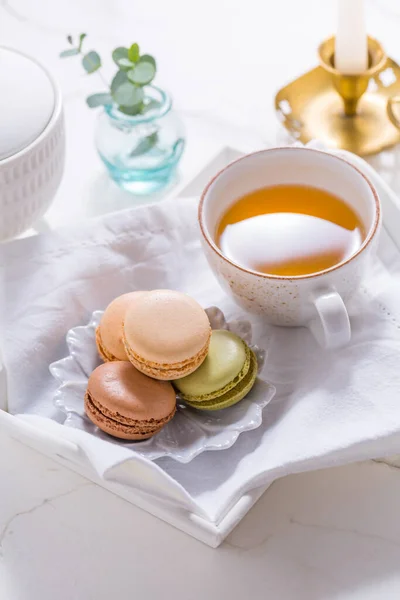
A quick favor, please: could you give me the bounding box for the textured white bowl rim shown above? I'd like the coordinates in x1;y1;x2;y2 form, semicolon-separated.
0;45;63;165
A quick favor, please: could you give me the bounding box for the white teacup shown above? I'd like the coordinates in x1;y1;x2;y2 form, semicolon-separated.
199;147;381;349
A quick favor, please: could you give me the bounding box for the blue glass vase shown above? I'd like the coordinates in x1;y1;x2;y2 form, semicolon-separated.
95;86;185;194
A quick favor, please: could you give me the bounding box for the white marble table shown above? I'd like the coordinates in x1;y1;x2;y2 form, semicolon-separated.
3;0;400;598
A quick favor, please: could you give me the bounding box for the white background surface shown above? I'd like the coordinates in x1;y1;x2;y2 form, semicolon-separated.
3;0;400;598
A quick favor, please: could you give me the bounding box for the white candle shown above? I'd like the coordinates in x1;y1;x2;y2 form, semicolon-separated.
335;0;368;74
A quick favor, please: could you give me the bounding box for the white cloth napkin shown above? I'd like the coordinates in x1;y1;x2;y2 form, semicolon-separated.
3;150;400;524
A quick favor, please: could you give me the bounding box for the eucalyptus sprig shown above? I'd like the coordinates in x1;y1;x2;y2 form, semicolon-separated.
60;34;157;116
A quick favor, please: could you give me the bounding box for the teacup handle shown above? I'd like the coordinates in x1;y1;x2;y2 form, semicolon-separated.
308;290;351;349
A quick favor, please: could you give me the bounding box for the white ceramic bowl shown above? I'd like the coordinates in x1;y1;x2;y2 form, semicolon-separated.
0;47;65;241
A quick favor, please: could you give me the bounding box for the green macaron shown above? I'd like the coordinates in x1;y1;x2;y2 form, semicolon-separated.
173;329;258;410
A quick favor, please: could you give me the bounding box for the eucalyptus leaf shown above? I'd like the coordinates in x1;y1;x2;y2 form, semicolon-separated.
78;33;87;50
111;69;128;93
86;92;112;108
117;57;135;70
112;46;129;66
129;132;158;157
128;43;140;63
60;48;79;58
127;61;155;85
112;81;144;107
67;35;73;44
82;51;101;73
139;54;156;69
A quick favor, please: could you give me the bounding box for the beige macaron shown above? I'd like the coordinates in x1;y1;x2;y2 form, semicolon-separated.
123;289;211;380
96;291;145;362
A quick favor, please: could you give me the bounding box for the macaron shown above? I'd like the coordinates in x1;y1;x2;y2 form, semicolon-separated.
96;291;145;362
123;289;211;380
173;329;258;410
85;361;176;440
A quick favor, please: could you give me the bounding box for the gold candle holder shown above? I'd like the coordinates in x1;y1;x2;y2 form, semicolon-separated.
318;36;387;117
275;35;400;156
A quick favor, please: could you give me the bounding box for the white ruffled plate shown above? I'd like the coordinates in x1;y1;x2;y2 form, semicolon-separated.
49;307;276;463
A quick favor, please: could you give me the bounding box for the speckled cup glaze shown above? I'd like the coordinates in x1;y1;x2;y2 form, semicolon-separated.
199;147;381;349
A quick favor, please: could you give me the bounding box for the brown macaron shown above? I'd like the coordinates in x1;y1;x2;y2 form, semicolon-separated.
96;291;145;362
85;361;176;440
123;289;211;380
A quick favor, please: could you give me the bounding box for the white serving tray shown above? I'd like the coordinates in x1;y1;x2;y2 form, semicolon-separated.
0;145;271;548
2;144;400;548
